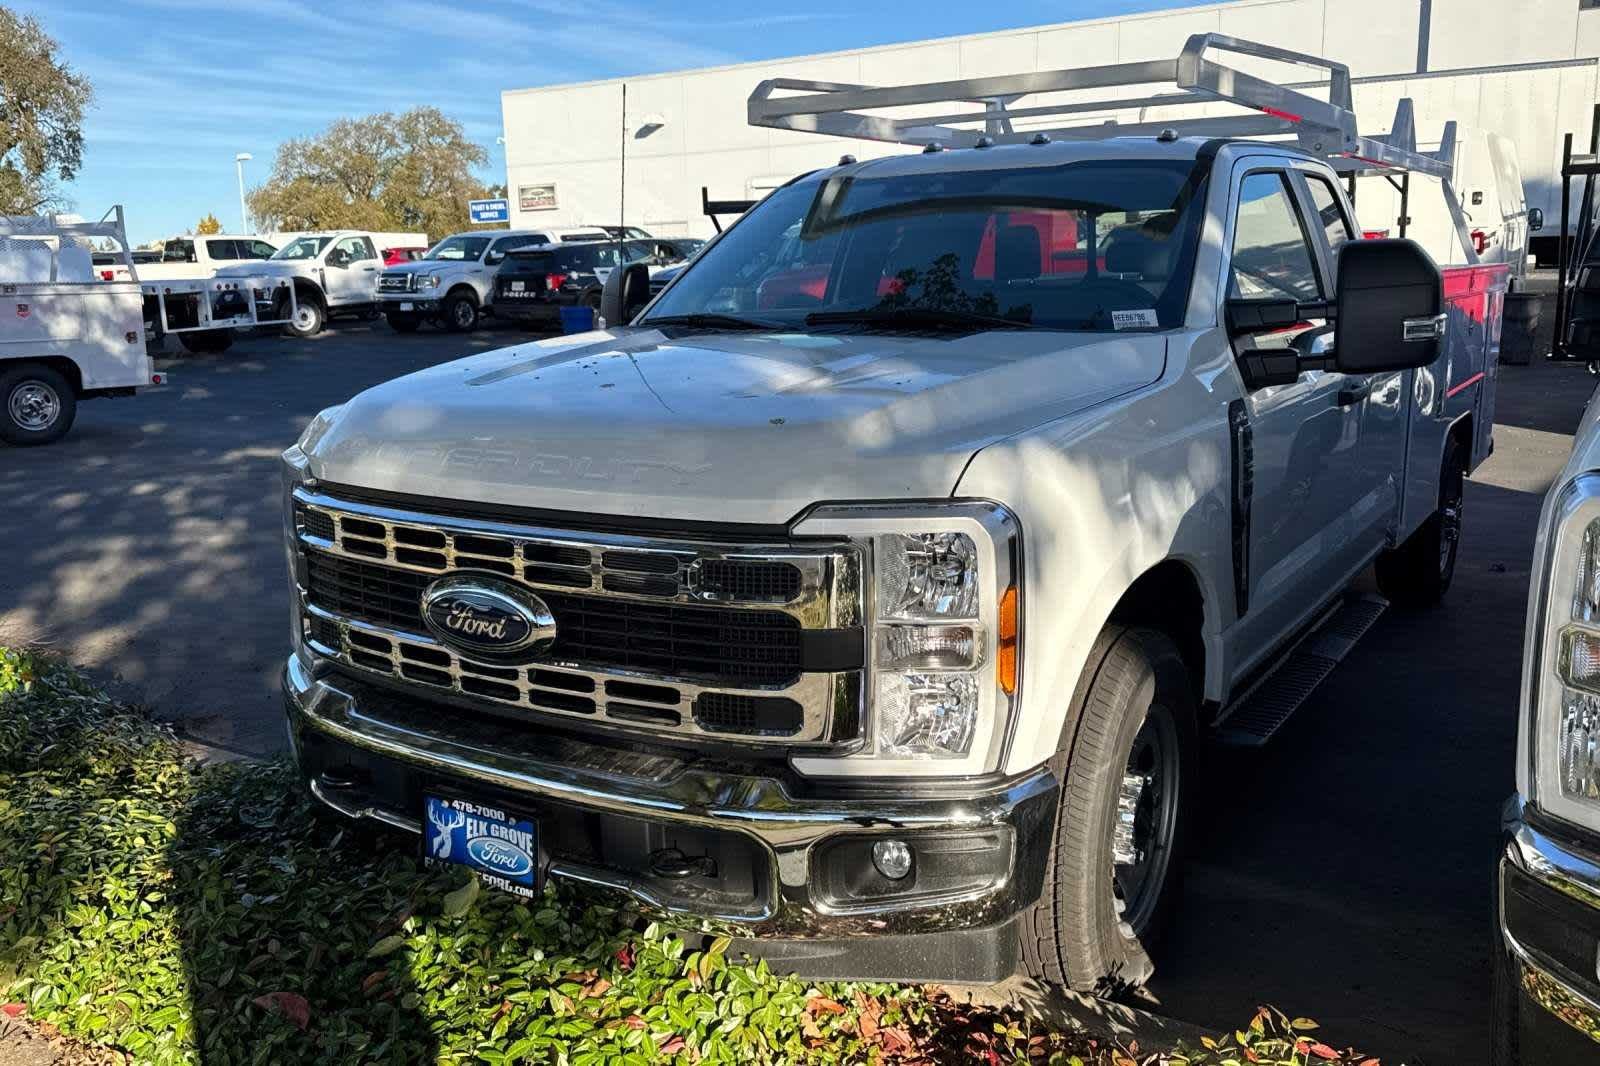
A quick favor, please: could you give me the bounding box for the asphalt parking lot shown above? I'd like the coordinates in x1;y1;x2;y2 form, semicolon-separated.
1;306;1595;1061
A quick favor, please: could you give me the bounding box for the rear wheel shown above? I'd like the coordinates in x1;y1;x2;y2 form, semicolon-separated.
178;329;234;354
442;292;478;332
385;312;422;334
1376;435;1465;606
1020;626;1195;993
1;364;77;446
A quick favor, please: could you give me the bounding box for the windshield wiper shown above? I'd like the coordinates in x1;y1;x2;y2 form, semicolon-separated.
643;313;785;331
805;307;1034;331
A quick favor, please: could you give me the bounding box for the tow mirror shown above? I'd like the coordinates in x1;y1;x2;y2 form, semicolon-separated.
600;262;651;327
1529;207;1545;233
1333;238;1444;373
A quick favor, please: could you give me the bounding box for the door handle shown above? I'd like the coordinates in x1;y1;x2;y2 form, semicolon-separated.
1336;379;1372;407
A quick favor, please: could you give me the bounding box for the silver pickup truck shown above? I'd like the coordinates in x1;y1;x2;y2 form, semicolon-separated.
281;36;1501;990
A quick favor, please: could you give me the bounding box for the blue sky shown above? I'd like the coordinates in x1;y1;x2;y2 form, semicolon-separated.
20;0;1204;244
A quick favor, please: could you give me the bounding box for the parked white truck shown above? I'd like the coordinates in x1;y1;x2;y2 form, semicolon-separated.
131;233;279;282
280;37;1502;987
374;227;609;333
0;209;165;445
216;232;395;337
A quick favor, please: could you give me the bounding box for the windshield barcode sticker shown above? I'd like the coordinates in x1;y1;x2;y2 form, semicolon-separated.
1111;309;1159;330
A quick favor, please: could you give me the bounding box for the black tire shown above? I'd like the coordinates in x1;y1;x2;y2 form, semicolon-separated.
442;291;478;333
1020;626;1196;994
178;329;234;354
0;364;77;446
283;295;325;338
1376;435;1465;607
385;312;422;334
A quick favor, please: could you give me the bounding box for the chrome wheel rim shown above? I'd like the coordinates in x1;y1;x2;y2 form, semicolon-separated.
9;381;60;431
1112;703;1180;938
453;300;475;328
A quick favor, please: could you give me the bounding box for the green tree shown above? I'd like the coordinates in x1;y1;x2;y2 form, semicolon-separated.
248;108;491;239
195;212;222;235
0;6;93;214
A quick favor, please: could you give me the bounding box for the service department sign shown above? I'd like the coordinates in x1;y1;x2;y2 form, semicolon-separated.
518;183;558;212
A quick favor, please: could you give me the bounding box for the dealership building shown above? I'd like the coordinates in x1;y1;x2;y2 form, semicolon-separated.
500;0;1600;247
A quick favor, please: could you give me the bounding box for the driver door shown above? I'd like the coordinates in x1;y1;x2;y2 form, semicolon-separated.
1224;166;1376;661
324;236;378;305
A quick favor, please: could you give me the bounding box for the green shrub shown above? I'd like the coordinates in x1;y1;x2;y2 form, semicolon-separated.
0;648;1383;1065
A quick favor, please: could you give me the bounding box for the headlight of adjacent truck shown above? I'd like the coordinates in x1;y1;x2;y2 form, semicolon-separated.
422;275;442;289
790;502;1020;778
1531;472;1600;831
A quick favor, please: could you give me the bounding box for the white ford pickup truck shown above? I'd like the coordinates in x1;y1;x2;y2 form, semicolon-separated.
281;37;1503;988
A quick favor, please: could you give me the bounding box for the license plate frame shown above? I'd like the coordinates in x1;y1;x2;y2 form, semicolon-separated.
421;792;542;899
399;301;414;311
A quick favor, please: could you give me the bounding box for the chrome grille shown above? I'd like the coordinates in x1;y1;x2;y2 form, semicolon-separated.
377;273;413;293
290;488;863;747
302;548;804;686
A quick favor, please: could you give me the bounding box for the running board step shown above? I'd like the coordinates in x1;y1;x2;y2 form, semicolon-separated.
1212;595;1388;747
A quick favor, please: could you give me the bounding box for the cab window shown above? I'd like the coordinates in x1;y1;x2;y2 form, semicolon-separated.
1228;172;1323;302
1304;175;1353;256
205;239;238;260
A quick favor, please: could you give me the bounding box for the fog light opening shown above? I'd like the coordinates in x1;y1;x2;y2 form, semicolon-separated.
872;839;913;880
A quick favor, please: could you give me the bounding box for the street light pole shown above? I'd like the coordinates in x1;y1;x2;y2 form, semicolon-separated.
234;153;253;234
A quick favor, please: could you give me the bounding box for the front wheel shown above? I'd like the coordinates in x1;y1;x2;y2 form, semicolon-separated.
284;297;324;338
442;293;478;333
1376;435;1465;607
1;364;77;446
1020;626;1195;994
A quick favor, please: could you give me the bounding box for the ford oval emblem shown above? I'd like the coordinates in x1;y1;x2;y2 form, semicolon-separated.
466;835;535;878
420;574;555;658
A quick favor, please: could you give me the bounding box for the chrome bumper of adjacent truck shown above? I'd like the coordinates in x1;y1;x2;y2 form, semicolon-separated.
1496;796;1600;1061
284;655;1058;981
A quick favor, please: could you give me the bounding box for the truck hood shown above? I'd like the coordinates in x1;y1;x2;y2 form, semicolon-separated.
378;260;457;277
302;327;1168;525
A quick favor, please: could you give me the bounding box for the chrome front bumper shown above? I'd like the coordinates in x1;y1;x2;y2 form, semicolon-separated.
285;655;1057;966
1498;796;1600;1058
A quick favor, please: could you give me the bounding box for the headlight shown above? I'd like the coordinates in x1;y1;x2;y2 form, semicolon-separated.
790;502;1020;777
1530;473;1600;830
422;275;442;289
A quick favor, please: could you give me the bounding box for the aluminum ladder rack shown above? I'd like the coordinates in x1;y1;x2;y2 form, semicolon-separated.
748;33;1454;182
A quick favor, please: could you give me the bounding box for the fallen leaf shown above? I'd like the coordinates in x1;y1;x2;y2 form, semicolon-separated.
584;977;612;998
252;991;311;1031
881;1027;915;1052
807;996;846;1015
361;971;388;996
1308;1044;1341;1061
624;1014;647;1029
661;1035;686;1054
0;1004;23;1018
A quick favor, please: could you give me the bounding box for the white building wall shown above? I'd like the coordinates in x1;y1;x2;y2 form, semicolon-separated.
500;0;1600;238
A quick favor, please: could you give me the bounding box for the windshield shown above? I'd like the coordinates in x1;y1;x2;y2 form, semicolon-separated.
644;158;1206;331
424;235;492;262
272;236;333;261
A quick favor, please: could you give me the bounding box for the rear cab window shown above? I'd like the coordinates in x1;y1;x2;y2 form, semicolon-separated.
205;239;239;260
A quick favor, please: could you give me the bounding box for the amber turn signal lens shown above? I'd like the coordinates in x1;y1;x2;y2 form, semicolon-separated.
998;585;1018;695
